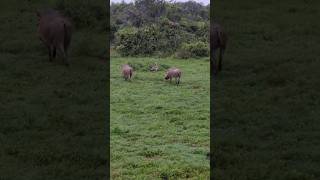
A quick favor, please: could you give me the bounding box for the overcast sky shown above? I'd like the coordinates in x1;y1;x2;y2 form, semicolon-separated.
110;0;210;5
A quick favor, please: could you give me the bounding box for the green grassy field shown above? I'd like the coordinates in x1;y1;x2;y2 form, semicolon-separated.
111;57;210;179
213;0;320;179
0;1;108;179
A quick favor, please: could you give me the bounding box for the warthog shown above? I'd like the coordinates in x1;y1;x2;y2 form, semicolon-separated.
211;23;227;75
37;9;72;66
165;67;182;85
122;64;133;80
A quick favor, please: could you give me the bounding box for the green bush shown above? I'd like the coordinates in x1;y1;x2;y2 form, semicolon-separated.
114;21;184;56
138;25;159;55
175;49;192;59
115;25;160;56
114;18;208;57
176;41;209;58
110;1;209;57
115;27;139;56
157;18;182;53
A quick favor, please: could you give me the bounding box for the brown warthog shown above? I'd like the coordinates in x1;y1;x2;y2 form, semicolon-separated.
211;23;227;75
122;64;133;80
37;9;72;66
165;67;182;85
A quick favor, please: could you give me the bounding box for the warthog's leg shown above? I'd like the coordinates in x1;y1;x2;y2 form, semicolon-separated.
48;45;54;62
218;48;224;71
58;44;69;66
211;49;217;75
176;77;180;85
53;47;56;59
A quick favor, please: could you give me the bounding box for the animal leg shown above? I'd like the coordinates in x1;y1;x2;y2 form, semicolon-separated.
48;45;54;62
176;77;180;85
58;44;69;66
53;47;57;59
218;48;224;71
211;49;218;75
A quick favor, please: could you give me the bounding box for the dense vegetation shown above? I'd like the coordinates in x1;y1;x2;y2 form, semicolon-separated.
111;0;209;58
212;0;320;179
0;0;108;179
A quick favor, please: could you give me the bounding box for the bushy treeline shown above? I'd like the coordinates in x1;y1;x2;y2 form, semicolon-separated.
111;0;209;58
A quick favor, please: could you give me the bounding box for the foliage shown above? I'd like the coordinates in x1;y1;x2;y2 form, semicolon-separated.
176;41;209;59
110;0;209;57
115;26;159;56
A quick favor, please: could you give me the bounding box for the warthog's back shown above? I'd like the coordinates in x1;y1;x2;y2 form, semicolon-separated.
166;68;181;78
121;64;133;74
122;65;133;80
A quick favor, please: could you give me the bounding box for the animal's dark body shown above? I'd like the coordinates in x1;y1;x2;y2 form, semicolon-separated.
211;23;227;75
37;9;72;66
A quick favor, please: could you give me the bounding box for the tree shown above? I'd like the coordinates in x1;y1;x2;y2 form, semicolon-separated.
134;0;166;23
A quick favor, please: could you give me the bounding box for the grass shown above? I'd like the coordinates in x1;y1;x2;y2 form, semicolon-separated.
111;57;210;179
213;0;320;179
0;1;108;179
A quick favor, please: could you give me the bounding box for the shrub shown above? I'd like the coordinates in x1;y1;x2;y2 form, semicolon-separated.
114;19;208;57
115;25;160;56
157;18;182;53
115;27;139;56
137;24;159;55
114;20;184;56
176;41;209;58
175;49;192;59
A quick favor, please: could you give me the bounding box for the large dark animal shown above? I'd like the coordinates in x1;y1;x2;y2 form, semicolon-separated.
37;9;72;66
211;23;227;75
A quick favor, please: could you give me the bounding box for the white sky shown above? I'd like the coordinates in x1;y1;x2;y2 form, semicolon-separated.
110;0;210;5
